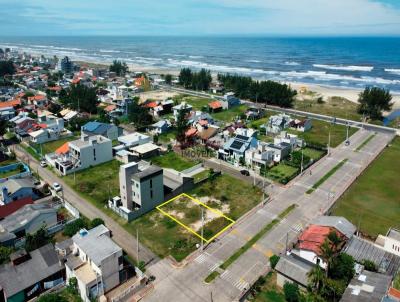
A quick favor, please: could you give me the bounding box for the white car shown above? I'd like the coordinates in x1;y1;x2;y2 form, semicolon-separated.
52;182;62;192
40;160;47;167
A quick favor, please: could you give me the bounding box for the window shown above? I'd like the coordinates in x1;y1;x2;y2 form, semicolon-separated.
93;148;96;161
118;256;123;266
150;179;153;188
150;190;153;199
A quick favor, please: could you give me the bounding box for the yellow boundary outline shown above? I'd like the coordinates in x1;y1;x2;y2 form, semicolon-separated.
156;193;235;243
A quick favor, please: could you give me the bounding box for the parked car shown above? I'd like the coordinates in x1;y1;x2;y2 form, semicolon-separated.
240;169;250;176
40;160;47;167
52;182;62;192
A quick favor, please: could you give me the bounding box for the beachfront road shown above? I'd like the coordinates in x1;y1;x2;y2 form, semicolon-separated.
143;129;395;302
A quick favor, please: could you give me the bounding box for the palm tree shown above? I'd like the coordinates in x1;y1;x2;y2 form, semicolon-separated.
327;230;342;252
319;239;334;277
308;265;325;293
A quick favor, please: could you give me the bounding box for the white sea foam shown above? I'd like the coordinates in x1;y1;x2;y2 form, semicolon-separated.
284;61;300;66
313;64;374;72
385;68;400;75
246;59;262;63
99;49;121;53
189;55;204;59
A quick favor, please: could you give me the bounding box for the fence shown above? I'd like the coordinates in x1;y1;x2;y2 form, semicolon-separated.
0;162;31;183
64;199;80;218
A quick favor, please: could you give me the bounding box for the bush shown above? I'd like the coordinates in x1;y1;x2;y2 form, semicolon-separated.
63;218;88;237
361;259;378;272
270;255;280;269
283;282;300;302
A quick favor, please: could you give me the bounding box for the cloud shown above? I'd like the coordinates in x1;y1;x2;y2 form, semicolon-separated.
0;0;399;35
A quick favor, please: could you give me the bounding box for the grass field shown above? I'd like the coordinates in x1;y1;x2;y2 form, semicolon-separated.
332;137;400;238
63;160;121;207
211;104;248;123
150;151;199;171
302;147;325;161
289;119;357;148
31;136;77;156
266;164;299;184
178;95;214;111
253;272;285;302
158;129;177;144
127;174;263;261
294;96;362;121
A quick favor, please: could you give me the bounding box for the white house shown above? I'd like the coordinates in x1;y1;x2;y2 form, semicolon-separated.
52;134;113;175
264;113;292;134
113;162;164;221
29;129;59;144
245;142;275;169
273;131;305;151
117;132;151;149
172;102;192;121
65;225;124;302
375;228;400;257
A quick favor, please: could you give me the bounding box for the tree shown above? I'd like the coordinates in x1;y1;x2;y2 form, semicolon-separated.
109;60;128;76
269;255;280;269
25;227;51;252
290;151;310;168
330;253;355;283
321;278;346;301
37;293;67;302
319;239;334;277
127;98;153;129
165;74;173;85
0;246;13;265
90;218;105;229
179;68;193;88
175;108;189;143
0;60;15;77
63;218;88;237
59;83;98;113
0;119;8;136
308;265;325;292
283;282;300;302
358;86;393;120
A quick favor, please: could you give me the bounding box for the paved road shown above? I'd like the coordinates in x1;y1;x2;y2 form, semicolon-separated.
160;85;398;135
13;145;158;265
143;129;395;302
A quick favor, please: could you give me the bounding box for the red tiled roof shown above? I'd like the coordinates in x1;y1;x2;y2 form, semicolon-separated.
0;99;21;109
0;197;33;219
55;142;70;155
298;225;343;255
144;102;158;108
28;95;46;102
48;86;61;91
208;101;222;110
104;104;116;112
388;287;400;300
185;128;198;137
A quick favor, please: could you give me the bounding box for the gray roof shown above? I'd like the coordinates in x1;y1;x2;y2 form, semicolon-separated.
0;204;57;234
275;254;314;287
343;236;400;276
72;225;121;267
132;165;163;182
340;270;392;302
2;178;35;195
312;216;356;239
0;244;63;297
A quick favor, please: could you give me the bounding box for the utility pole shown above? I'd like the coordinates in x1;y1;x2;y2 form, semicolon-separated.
201;207;205;250
300;149;304;175
346;122;349;142
136;228;139;265
285;232;289;253
327;130;331;156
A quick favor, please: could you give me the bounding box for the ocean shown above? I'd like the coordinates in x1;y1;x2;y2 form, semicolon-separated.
1;36;400;92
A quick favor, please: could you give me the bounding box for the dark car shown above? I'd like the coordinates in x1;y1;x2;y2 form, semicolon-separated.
240;169;250;176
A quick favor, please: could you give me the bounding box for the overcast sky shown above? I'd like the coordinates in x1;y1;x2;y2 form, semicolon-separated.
1;0;400;36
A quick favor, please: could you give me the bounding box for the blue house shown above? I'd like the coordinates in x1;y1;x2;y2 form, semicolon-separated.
81;121;120;141
0;178;39;205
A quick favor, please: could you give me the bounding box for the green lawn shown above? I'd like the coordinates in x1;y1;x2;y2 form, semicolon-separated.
193;169;209;182
178;95;214;111
266;164;299;184
0;159;18;167
332;137;400;238
30;136;78;156
63;160;121;207
150;151;198;171
302;147;325;161
158;129;177;144
0;163;26;178
211;104;248;123
190;174;263;220
253;272;285;302
289;119;357;148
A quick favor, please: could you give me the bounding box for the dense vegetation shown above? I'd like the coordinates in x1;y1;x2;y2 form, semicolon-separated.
127;97;153;129
179;68;212;91
217;73;297;108
358;86;393;120
59;83;98;113
109;60;128;76
0;60;15;77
